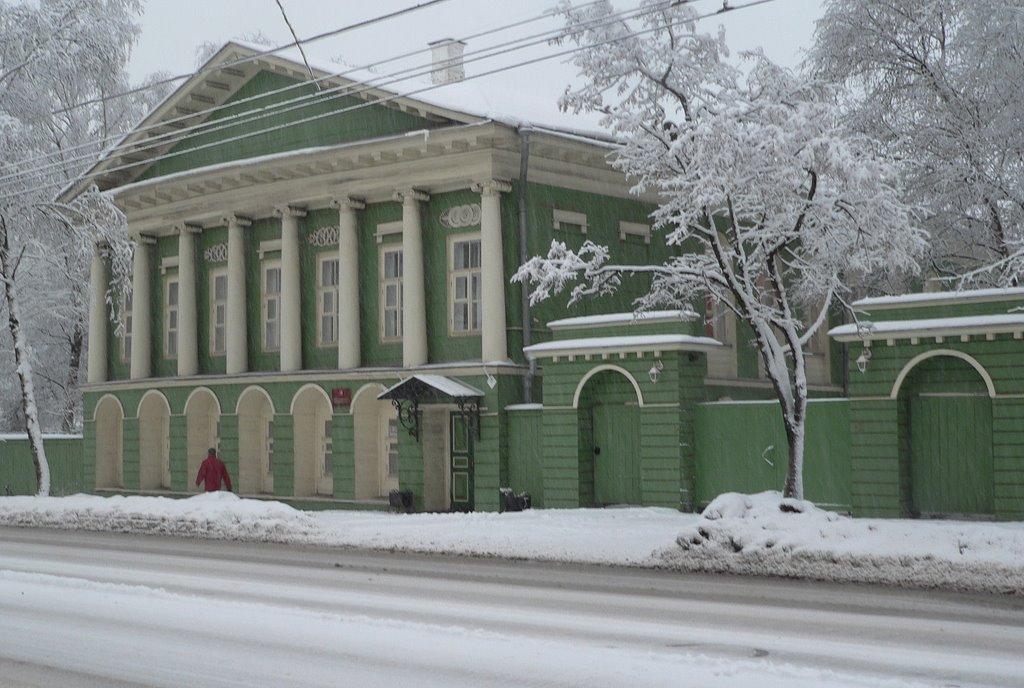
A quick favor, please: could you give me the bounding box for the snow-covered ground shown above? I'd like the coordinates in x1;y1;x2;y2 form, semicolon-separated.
2;490;1023;594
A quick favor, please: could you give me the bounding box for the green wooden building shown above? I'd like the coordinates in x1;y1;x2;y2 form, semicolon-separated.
62;41;1023;519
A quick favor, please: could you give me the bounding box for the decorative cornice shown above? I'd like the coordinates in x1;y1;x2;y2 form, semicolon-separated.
471;179;512;195
307;225;340;248
331;196;366;211
439;204;481;229
393;188;430;204
174;222;203;235
222;213;252;228
274;204;308;219
204;243;229;263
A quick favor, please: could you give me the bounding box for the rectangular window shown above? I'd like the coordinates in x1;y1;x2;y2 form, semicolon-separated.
450;236;482;334
164;277;179;359
210;269;228;356
121;292;133;363
318;256;339;347
380;247;403;341
387;418;399;477
323;419;333;477
262;261;281;352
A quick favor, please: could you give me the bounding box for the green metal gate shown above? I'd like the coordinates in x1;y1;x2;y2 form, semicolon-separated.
592;404;641;505
909;394;993;516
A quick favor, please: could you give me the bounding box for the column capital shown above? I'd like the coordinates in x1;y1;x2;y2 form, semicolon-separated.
331;196;366;211
173;222;204;236
471;179;513;196
130;232;158;246
221;213;252;227
393;188;430;204
274;204;308;219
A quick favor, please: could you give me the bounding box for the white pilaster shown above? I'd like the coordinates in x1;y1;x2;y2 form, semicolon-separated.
86;242;108;384
176;224;201;377
333;196;365;369
277;205;306;372
473;179;512;362
224;214;251;375
129;234;155;380
395;188;430;367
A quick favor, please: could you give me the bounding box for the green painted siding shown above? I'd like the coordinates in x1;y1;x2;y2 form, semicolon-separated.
694;400;852;510
199;225;229;375
247;217;280;372
359;202;403;368
507;409;544;507
302;208;341;370
0;437;83;496
138;71;441;181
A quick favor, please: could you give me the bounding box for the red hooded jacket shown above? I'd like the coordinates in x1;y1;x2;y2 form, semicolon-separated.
196;452;232;492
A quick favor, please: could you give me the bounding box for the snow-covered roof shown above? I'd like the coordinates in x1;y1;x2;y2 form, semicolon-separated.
854;287;1024;310
258;41;610;141
828;314;1024;342
524;334;721;359
379;374;484;400
547;310;699;330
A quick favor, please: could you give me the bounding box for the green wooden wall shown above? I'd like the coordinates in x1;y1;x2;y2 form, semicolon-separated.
0;436;84;496
694;400;852;510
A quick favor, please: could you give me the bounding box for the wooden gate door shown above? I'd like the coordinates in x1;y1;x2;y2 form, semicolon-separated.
910;394;993;516
450;414;474;512
592;404;641;505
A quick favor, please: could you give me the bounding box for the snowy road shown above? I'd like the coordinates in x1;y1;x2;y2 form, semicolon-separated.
1;527;1023;687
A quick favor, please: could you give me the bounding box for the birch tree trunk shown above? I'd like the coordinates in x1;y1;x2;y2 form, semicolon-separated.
0;217;50;496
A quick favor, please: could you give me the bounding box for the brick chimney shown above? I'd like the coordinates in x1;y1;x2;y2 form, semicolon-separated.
429;39;466;85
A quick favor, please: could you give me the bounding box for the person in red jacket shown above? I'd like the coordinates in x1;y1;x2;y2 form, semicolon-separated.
195;447;233;492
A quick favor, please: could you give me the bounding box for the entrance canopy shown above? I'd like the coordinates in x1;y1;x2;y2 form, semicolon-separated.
378;375;484;441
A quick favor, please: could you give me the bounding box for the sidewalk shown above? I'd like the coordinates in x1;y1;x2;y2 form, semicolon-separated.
2;491;1022;594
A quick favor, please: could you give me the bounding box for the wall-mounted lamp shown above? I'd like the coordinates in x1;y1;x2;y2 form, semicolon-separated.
855;344;872;374
648;358;664;384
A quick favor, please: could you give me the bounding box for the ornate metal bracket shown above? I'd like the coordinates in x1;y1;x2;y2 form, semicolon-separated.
455;397;481;441
392;398;421;440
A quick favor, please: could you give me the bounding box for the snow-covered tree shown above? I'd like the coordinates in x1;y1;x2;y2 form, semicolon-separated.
808;0;1024;285
515;1;927;500
0;0;144;493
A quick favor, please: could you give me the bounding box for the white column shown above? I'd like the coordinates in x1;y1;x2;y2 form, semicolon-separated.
473;179;512;362
224;214;251;375
333;196;364;369
129;234;155;380
176;224;200;377
395;188;429;367
277;205;306;372
86;242;108;384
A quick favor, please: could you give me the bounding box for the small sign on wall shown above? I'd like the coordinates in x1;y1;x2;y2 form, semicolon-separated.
332;387;352;408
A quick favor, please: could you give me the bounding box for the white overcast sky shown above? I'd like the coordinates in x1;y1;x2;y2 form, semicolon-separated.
129;0;826;99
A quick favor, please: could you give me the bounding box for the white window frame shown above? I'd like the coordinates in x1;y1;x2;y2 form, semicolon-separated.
121;291;133;364
553;209;588;234
379;246;403;342
262;259;282;353
317;254;340;348
448;233;482;336
209;268;228;356
164;275;179;359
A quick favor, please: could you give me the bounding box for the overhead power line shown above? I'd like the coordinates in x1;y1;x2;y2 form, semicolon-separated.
7;0;612;188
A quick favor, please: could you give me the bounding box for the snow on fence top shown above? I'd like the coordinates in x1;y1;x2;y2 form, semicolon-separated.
547;310;699;330
854;287;1024;309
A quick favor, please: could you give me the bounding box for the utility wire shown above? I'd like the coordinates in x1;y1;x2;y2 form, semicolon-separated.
274;0;322;91
7;0;612;187
4;0;778;202
49;0;455;116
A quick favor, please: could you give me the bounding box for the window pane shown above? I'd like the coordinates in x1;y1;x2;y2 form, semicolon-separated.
214;275;227;300
168;281;178;305
267;268;280;293
454;303;467;331
456;276;467;299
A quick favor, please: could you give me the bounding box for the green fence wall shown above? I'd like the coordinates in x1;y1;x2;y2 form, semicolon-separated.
0;435;84;496
694;399;851;511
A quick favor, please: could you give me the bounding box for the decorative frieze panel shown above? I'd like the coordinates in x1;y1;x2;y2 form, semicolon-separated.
204;243;228;263
440;204;481;229
307;225;340;247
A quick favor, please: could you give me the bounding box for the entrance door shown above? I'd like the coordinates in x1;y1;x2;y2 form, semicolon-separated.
910;394;993;516
450;414;474;511
592;404;641;505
